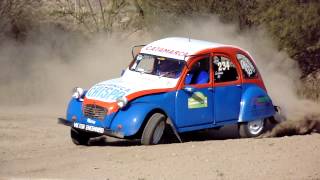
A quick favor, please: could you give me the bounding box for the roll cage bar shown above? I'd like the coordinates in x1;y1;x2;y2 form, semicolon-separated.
183;53;211;70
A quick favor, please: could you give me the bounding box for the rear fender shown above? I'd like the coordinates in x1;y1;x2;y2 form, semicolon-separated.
239;85;275;122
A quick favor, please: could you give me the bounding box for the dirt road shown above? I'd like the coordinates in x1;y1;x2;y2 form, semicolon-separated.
0;108;319;180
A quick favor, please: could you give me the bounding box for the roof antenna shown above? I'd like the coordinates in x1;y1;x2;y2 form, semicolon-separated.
185;35;191;64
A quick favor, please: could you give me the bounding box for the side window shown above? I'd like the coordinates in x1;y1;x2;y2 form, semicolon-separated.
132;54;155;73
236;54;257;78
185;57;210;85
213;55;238;83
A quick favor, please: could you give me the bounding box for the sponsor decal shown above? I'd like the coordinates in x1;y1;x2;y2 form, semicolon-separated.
253;96;271;106
240;59;255;76
86;83;131;101
145;46;188;57
188;92;208;109
87;118;96;124
74;122;104;134
237;54;256;77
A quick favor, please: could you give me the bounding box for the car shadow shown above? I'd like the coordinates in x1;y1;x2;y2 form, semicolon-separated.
181;121;276;142
88;121;276;146
88;136;140;146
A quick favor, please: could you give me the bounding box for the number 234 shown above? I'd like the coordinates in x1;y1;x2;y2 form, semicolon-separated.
217;61;230;72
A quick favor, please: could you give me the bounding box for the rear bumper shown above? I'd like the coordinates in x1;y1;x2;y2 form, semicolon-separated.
57;118;124;138
272;106;286;123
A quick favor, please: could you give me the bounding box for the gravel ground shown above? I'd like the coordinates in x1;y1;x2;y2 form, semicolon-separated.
0;109;319;180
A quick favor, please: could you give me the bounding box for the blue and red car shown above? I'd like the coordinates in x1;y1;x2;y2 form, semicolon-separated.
59;37;279;145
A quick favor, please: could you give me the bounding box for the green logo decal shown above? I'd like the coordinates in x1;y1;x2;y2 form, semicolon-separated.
254;96;271;106
188;92;208;109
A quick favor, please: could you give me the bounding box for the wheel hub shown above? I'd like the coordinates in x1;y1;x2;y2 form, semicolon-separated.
248;119;264;135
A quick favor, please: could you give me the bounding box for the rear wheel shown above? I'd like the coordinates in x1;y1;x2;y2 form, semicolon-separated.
239;119;265;138
70;128;90;145
141;113;166;145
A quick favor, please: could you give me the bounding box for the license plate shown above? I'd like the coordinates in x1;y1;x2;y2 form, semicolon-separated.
73;122;104;134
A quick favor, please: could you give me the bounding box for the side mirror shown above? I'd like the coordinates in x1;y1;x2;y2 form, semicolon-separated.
183;86;195;93
131;45;145;59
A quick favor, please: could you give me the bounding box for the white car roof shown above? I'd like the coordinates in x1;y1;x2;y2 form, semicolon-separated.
140;37;229;60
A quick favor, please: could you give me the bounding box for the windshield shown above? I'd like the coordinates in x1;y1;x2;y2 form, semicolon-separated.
130;53;185;79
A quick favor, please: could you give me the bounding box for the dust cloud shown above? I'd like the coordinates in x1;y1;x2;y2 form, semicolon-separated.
0;16;319;135
149;16;320;136
159;16;320;119
0;28;149;114
156;16;320;136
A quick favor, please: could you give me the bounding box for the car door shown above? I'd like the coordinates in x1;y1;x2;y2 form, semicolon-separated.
175;56;214;128
213;54;242;123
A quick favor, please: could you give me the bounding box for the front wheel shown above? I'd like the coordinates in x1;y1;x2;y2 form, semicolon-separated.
70;128;91;145
141;113;166;145
239;119;265;138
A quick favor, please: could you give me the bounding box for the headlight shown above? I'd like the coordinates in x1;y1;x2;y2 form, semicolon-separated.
72;87;84;101
116;96;128;109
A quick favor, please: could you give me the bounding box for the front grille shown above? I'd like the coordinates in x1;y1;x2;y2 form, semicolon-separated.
83;104;107;120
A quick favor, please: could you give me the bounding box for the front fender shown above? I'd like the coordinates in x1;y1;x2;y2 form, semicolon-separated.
239;85;275;122
109;92;176;137
66;98;83;122
110;102;160;137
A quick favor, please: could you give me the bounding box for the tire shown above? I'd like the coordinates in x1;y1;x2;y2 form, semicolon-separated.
70;128;90;145
239;119;265;138
141;113;166;145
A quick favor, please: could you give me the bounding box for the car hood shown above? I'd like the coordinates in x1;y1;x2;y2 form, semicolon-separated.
85;70;179;103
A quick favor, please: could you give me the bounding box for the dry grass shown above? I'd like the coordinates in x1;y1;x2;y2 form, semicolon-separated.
299;70;320;101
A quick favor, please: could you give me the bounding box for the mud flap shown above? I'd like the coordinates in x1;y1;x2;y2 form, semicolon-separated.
167;117;183;143
270;106;286;123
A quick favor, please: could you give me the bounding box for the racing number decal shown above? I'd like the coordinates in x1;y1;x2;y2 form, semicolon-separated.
217;61;230;72
188;92;208;109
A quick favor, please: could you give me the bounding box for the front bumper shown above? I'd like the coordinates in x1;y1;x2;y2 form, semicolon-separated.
58;118;124;138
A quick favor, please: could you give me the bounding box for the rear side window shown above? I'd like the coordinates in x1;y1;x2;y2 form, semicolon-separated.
236;54;257;78
213;55;239;83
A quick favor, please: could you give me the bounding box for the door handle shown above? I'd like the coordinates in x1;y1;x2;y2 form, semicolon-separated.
208;87;214;91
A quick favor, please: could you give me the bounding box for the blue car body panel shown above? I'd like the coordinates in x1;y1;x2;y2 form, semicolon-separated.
109;101;162;136
239;84;275;122
66;83;275;137
214;84;242;123
66;98;83;122
66;92;177;137
62;38;279;142
109;92;176;136
66;98;108;129
175;88;214;128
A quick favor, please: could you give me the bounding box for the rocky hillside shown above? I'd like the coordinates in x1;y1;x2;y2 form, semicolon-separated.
0;0;319;100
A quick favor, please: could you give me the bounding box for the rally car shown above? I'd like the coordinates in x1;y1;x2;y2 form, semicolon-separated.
58;37;280;145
